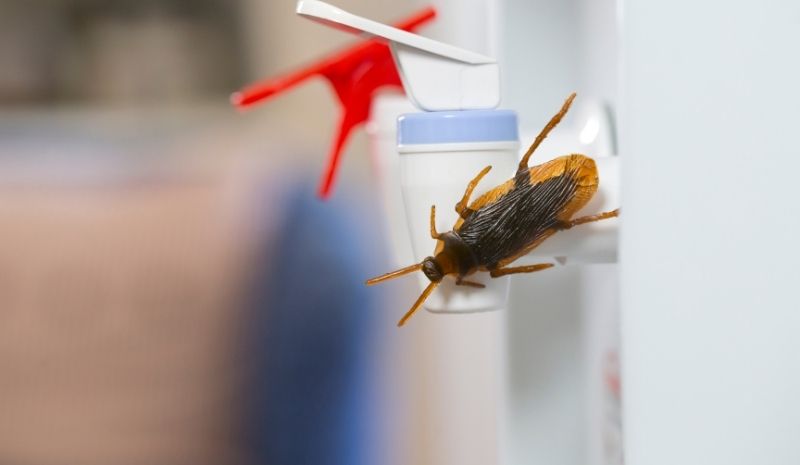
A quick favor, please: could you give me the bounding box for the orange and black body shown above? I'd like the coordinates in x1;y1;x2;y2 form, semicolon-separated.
367;94;619;326
428;154;599;278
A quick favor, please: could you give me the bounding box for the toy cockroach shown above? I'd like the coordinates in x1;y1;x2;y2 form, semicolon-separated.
367;93;620;326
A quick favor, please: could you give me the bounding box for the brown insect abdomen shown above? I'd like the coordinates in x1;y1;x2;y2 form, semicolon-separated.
544;154;598;220
455;154;600;270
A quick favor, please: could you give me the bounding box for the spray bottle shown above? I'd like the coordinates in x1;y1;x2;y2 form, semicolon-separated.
297;0;619;315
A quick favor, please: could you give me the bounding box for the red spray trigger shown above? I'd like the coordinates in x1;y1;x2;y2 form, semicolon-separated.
231;7;436;199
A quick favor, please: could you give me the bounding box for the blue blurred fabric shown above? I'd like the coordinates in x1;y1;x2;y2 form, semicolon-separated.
241;182;379;465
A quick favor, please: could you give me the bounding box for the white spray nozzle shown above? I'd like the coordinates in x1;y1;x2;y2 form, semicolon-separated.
296;0;501;111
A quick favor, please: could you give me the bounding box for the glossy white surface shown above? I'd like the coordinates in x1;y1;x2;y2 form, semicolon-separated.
297;0;501;111
400;144;518;312
391;43;501;111
297;0;494;63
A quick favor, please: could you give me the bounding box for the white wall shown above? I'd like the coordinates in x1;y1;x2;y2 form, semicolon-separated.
621;1;800;464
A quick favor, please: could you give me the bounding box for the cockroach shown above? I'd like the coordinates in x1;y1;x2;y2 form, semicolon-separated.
367;93;619;326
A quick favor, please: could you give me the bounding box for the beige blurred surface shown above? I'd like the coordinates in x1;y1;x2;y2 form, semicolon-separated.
0;2;505;464
0;156;277;465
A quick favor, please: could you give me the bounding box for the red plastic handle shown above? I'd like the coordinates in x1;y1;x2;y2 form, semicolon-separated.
231;7;436;199
231;7;435;108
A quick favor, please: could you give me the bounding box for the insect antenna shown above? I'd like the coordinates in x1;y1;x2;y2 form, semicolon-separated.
397;281;439;327
519;92;577;170
365;263;423;285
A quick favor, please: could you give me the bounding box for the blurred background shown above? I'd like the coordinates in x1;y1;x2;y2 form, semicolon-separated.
2;1;799;465
0;1;617;464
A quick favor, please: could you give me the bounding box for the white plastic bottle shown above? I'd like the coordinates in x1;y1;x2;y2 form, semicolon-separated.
397;109;520;312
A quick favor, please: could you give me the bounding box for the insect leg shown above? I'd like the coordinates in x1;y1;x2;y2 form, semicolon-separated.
455;165;492;219
518;93;577;173
558;208;619;230
398;281;439;327
455;277;486;288
366;263;423;285
489;263;554;278
430;205;442;239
